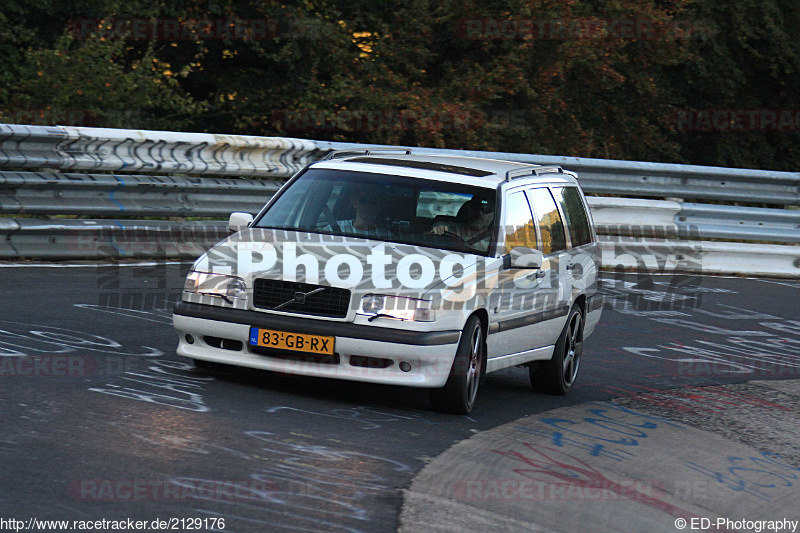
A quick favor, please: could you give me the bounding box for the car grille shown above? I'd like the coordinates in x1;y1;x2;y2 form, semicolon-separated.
252;279;351;318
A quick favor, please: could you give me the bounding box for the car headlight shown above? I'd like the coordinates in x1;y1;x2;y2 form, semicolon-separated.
185;271;247;303
359;295;435;322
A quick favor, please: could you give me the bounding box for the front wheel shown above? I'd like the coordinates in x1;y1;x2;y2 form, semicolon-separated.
530;305;584;395
430;315;485;414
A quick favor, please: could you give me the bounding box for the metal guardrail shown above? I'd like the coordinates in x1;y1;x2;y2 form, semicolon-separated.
587;197;800;243
4;217;795;278
0;123;319;177
597;238;800;279
0;218;226;260
318;141;800;206
1;123;798;277
3;175;796;243
3;124;799;204
0;171;279;217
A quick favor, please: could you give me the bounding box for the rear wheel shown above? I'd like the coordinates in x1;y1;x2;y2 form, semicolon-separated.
530;305;583;395
430;315;485;414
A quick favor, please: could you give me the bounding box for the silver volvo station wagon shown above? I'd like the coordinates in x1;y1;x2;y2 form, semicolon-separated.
173;151;603;414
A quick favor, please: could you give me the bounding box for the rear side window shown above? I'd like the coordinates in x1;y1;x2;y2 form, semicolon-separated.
526;188;567;255
552;187;593;246
503;190;538;253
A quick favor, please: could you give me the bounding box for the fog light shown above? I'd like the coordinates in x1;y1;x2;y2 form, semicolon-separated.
185;334;195;344
399;361;412;372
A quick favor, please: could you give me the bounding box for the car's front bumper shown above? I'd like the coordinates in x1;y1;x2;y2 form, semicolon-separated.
172;301;461;387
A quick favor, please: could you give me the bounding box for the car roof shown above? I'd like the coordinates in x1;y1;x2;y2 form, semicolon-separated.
311;152;578;188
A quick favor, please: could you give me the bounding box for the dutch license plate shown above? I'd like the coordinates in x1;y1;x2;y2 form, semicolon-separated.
249;327;335;355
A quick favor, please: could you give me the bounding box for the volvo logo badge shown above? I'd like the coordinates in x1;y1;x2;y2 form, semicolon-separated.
274;287;326;311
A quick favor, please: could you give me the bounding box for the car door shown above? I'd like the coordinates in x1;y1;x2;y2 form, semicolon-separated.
486;186;571;363
551;185;602;332
522;185;573;343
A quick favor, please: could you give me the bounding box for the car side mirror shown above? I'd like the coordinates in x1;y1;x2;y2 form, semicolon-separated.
228;212;254;232
506;246;543;269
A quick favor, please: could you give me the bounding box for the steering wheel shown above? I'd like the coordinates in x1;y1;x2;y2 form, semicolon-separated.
319;204;340;232
437;229;466;243
465;228;492;246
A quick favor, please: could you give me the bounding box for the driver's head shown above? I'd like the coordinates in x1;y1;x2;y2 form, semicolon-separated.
458;195;494;223
352;188;383;221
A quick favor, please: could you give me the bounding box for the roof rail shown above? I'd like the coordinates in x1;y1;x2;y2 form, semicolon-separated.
322;148;413;160
505;166;563;182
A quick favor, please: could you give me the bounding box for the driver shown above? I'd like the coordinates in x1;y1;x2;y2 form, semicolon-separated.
430;195;494;248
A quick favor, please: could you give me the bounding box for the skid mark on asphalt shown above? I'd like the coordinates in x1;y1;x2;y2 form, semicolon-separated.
622;313;800;378
0;319;162;358
89;359;212;412
602;279;800;378
73;304;173;324
264;405;438;430
101;419;410;532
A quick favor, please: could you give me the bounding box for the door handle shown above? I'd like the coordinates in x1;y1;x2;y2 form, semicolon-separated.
565;263;576;271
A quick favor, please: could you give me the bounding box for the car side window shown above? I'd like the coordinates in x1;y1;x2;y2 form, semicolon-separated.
526;187;567;255
552;186;593;247
503;190;538;253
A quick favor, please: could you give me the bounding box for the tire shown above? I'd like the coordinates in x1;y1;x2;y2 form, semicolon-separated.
430;315;485;414
530;305;584;395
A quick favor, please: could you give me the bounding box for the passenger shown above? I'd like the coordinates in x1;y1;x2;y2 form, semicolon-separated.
337;193;392;237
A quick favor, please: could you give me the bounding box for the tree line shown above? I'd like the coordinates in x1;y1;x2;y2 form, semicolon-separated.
2;0;799;171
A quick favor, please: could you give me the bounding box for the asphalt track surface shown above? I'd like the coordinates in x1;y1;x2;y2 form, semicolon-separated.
1;263;798;532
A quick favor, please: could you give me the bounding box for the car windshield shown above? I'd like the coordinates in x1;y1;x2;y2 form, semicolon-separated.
255;168;497;254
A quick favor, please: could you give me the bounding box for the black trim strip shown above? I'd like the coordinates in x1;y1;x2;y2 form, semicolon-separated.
488;305;570;334
486;293;600;335
174;301;461;346
587;293;604;312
